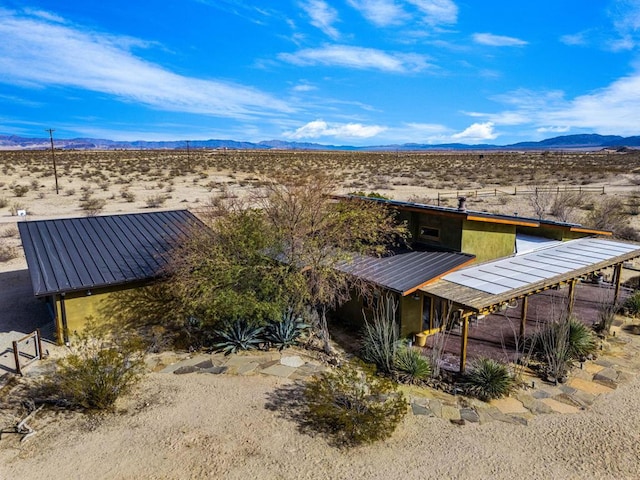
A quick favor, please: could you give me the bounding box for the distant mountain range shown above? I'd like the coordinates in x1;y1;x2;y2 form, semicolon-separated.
1;133;639;151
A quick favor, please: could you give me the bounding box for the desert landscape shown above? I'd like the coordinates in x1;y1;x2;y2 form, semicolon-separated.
1;149;640;479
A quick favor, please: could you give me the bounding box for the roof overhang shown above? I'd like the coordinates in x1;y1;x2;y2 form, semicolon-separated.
337;250;475;296
421;237;640;313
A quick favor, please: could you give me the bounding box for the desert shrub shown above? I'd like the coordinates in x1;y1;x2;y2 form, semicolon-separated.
461;357;515;401
529;316;597;382
304;359;407;447
348;191;390;200
9;202;27;216
393;346;431;384
360;295;400;374
80;196;106;216
13;184;29;197
1;225;18;238
145;194;167;208
624;291;640;317
64;188;76;196
41;324;145;410
0;240;18;262
120;188;136;202
265;310;310;350
213;320;264;355
0;196;8;208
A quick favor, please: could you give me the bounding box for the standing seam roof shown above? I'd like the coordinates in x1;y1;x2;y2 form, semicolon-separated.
19;210;203;296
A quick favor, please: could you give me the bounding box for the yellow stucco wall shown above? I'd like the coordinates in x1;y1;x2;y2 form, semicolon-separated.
399;293;422;337
54;283;145;341
461;220;516;263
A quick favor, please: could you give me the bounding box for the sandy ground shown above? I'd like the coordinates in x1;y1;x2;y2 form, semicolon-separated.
1;368;640;480
1;156;640;479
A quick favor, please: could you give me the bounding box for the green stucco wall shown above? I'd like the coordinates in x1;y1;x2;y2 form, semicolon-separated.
461;220;516;262
407;211;463;251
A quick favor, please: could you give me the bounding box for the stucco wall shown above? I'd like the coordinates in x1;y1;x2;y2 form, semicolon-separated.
461;220;516;262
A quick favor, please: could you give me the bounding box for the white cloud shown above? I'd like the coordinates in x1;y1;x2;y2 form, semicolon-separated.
278;45;431;72
407;0;458;25
0;9;293;119
544;72;640;133
347;0;407;27
473;33;527;47
300;0;340;39
292;83;316;92
284;119;387;139
451;122;497;141
560;32;588;46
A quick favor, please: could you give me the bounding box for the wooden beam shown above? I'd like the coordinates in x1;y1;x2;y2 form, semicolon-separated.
519;296;529;339
613;263;623;304
459;314;470;374
567;278;577;315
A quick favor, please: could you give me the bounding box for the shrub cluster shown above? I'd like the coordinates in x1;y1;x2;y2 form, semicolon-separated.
304;359;407;447
41;324;146;410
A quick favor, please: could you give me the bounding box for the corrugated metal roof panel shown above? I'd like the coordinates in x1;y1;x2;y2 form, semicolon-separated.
443;238;640;295
19;210;202;296
337;250;475;295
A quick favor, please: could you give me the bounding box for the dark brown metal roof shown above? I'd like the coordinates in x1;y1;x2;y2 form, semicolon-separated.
19;210;202;296
337;250;475;295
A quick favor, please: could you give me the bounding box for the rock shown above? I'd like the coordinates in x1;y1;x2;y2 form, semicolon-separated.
201;366;227;375
173;365;200;375
427;399;443;418
411;403;432;416
460;408;480;423
441;405;461;421
281;356;305;368
450;418;466;426
593;367;619;389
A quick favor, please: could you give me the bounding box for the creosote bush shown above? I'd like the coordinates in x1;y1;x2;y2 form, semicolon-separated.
304;359;407;447
461;357;515;401
42;323;146;410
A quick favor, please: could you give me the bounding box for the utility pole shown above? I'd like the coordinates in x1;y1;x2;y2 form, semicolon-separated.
46;128;59;194
185;140;191;171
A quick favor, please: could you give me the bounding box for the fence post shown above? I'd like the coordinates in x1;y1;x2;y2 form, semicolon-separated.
602;186;605;195
494;188;497;196
36;328;43;359
12;340;21;375
514;187;517;195
437;192;440;206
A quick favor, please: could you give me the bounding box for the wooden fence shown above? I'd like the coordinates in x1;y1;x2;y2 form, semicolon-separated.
12;329;44;376
436;185;606;206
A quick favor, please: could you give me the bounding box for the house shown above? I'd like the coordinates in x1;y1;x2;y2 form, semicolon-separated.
336;195;640;371
18;210;202;344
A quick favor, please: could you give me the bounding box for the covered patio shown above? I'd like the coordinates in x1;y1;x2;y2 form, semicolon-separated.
420;237;640;372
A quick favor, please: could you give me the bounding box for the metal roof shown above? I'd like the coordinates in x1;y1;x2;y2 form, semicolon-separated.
19;210;202;296
337;250;475;295
422;237;640;311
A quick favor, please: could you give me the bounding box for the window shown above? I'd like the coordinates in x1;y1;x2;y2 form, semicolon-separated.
419;226;440;240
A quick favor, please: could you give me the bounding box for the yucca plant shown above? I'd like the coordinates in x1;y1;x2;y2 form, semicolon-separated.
265;311;310;350
461;357;515;401
567;317;598;360
624;291;640;317
393;346;431;384
213;320;264;355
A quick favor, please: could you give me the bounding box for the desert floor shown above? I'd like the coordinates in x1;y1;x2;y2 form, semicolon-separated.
1;150;640;479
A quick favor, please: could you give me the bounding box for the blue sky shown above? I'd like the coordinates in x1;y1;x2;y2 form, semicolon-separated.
1;1;640;146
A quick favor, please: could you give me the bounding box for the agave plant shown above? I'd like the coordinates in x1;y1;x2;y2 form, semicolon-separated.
265;311;310;351
213;320;264;355
461;357;515;401
393;346;431;384
567;317;598;360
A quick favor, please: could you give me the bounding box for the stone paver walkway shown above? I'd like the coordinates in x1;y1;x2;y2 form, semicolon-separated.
149;321;640;427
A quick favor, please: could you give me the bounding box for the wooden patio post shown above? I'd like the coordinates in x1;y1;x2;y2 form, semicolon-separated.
567;279;578;315
459;313;470;373
519;296;529;339
613;263;623;304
